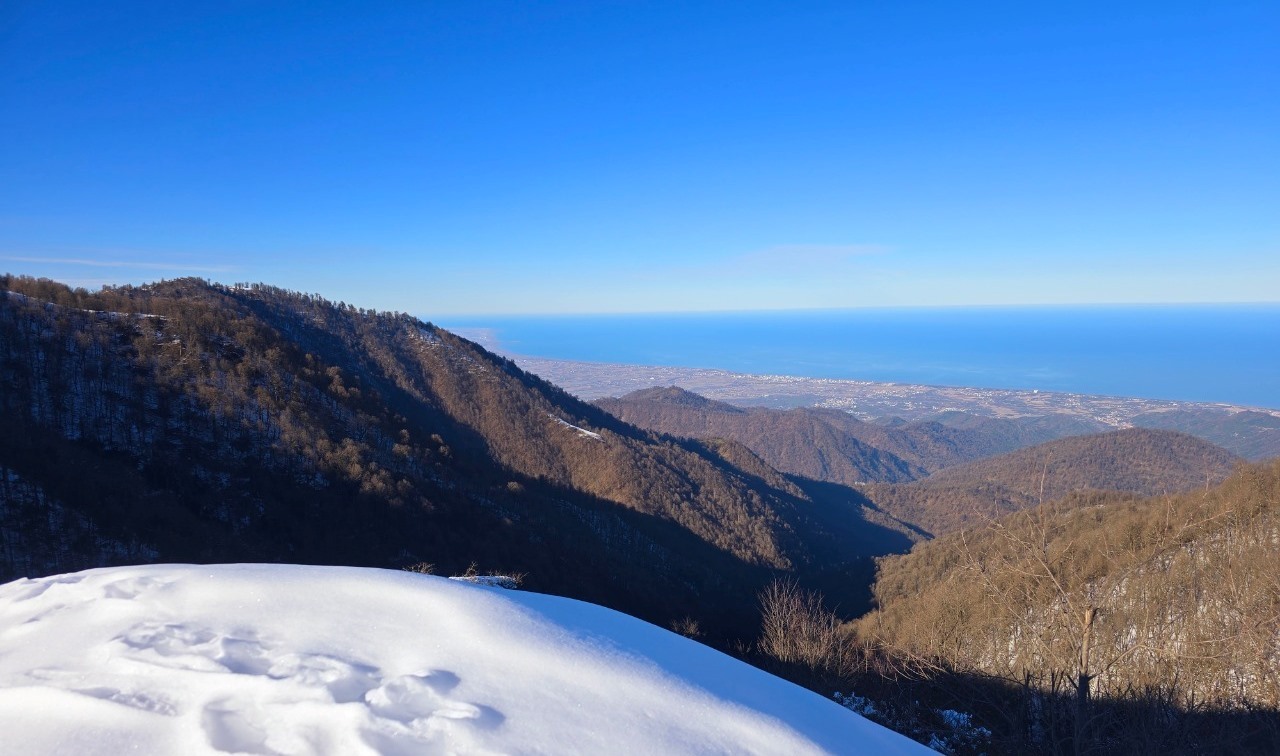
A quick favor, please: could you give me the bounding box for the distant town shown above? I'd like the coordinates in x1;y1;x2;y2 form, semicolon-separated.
487;349;1278;428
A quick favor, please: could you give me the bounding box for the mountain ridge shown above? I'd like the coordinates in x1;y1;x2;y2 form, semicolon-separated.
597;386;1113;485
505;354;1280;461
861;427;1241;535
0;276;908;633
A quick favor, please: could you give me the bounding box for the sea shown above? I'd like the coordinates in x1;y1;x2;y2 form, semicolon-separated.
438;305;1280;410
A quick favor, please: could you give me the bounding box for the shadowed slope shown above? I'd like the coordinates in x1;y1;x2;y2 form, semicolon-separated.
0;276;916;634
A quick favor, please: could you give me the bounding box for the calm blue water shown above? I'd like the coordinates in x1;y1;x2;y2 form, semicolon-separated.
439;305;1280;409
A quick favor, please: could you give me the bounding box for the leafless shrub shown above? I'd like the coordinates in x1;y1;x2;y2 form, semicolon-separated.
758;578;861;680
670;616;703;639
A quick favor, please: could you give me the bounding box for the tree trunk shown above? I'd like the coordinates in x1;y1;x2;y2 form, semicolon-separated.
1074;607;1097;754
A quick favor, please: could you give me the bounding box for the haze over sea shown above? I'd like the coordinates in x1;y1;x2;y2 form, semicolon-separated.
442;305;1280;411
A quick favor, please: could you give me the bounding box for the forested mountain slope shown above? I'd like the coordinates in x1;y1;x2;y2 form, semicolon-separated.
862;428;1240;535
597;387;1106;487
0;277;909;633
597;387;924;484
858;459;1280;718
916;410;1110;458
1131;407;1280;461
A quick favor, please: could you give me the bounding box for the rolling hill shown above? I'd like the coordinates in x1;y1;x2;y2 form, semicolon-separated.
1131;407;1280;461
597;387;924;484
597;386;1106;487
861;427;1241;535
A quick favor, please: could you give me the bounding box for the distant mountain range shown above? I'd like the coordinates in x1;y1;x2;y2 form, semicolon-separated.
1130;408;1280;460
597;386;1110;484
596;386;1243;536
507;355;1280;461
598;387;925;484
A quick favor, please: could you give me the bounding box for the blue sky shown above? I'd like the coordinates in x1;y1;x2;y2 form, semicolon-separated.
2;1;1276;315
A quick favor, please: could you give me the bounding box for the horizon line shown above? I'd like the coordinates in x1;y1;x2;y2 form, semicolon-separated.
431;300;1280;320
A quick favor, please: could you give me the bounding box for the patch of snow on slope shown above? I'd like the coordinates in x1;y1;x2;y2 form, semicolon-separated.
0;564;932;755
2;290;163;320
550;415;604;440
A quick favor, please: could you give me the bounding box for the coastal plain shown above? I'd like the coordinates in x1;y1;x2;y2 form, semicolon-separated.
495;352;1280;449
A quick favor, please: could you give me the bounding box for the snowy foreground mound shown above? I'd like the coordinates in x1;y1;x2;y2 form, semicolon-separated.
0;564;932;755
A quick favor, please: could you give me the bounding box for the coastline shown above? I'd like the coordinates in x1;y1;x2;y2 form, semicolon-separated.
450;325;1280;462
507;354;1275;428
442;304;1280;412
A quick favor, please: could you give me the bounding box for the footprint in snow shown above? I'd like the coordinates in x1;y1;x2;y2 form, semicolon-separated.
267;652;381;704
361;671;506;754
73;686;178;716
0;574;85;604
101;575;173;600
202;698;281;756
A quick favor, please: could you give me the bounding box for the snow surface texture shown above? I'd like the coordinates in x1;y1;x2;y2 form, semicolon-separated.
0;564;932;755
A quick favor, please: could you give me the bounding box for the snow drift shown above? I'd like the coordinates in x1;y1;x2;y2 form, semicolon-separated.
0;564;931;754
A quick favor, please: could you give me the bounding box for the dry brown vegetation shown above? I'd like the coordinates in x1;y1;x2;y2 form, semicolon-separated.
757;578;864;683
597;386;1108;486
849;460;1280;751
598;387;924;483
862;427;1240;535
739;462;1280;752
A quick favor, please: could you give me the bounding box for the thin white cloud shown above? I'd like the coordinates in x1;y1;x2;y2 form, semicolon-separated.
732;244;888;269
0;255;236;273
657;244;888;279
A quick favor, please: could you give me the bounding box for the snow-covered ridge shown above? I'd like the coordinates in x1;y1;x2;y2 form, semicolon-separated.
550;414;603;440
0;564;932;755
